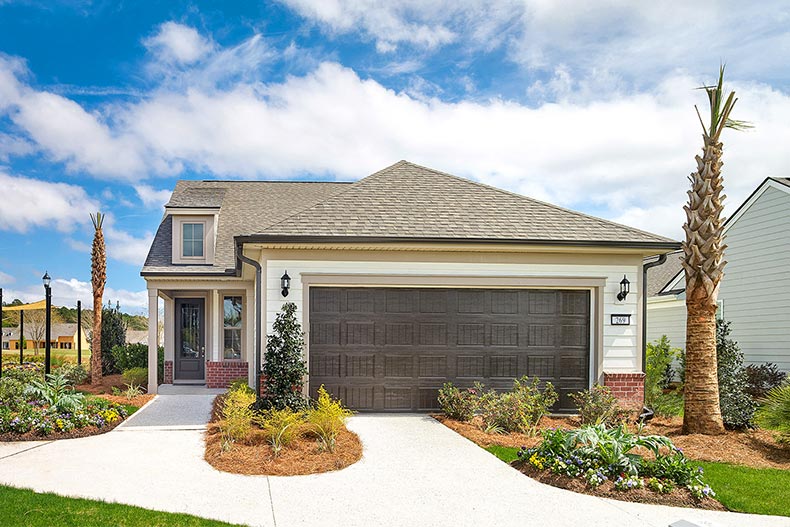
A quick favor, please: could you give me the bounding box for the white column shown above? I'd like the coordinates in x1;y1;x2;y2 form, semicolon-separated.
212;289;221;362
147;288;159;394
164;296;174;363
246;285;255;388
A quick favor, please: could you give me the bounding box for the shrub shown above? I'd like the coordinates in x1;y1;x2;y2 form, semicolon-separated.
24;373;85;413
306;385;353;452
437;382;477;421
121;367;148;387
650;391;684;418
745;363;787;400
0;367;42;410
716;319;756;429
262;303;308;410
645;336;680;407
229;377;253;395
570;384;630;426
111;343;148;372
100;305;127;375
477;377;557;435
255;407;305;456
756;385;790;443
54;362;89;386
220;386;256;443
121;383;145;400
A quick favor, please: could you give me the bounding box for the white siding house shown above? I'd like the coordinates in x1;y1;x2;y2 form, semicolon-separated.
647;177;790;371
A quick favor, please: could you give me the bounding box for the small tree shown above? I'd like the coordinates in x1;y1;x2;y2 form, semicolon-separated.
262;302;307;410
100;302;126;375
716;319;755;429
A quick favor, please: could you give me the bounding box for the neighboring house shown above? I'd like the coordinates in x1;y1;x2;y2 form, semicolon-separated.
1;323;89;352
141;160;679;411
125;330;149;345
647;177;790;371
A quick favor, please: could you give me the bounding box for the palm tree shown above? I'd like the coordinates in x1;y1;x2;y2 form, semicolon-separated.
681;66;750;434
90;212;106;386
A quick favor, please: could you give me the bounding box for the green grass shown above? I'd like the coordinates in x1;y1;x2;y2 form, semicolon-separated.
484;446;790;517
0;485;245;527
694;461;790;517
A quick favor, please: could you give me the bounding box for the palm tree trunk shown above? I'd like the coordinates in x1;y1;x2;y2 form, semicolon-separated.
683;301;724;433
91;298;102;385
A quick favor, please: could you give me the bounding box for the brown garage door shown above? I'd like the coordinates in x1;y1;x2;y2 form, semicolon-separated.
308;287;590;412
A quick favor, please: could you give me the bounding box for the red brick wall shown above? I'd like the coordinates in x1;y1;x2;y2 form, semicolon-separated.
164;360;173;384
603;372;645;411
206;361;249;389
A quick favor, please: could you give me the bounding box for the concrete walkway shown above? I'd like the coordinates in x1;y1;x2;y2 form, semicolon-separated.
0;400;786;527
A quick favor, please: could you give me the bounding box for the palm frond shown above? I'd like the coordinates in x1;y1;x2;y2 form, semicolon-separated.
695;64;752;140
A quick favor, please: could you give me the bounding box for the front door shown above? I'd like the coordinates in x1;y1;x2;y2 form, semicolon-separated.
175;298;205;381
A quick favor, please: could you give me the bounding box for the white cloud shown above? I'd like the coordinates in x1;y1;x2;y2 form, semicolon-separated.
104;226;154;267
3;278;147;312
143;21;214;65
0;172;99;233
134;184;171;209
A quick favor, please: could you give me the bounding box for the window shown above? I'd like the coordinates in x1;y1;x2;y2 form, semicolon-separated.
182;223;204;258
223;296;242;360
1;342;7;350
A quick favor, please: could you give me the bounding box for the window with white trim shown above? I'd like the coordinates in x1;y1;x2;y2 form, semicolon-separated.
223;296;242;360
182;223;204;258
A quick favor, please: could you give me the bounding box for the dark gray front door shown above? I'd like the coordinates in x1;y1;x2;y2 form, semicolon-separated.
308;287;590;412
175;298;205;381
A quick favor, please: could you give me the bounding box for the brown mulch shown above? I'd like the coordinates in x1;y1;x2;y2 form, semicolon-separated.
76;374;126;394
644;416;790;470
204;396;363;476
93;393;155;408
0;418;124;442
515;462;725;511
433;414;578;449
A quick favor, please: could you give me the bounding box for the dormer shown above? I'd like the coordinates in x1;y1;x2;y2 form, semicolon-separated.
165;187;225;266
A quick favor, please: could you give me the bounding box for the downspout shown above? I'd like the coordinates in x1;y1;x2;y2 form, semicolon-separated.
236;242;262;400
640;252;668;418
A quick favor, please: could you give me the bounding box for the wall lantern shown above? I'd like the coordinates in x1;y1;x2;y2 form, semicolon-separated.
281;271;291;297
617;275;630;301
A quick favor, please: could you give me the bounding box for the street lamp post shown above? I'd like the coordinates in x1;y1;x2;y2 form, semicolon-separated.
43;272;52;375
77;300;82;365
1;287;4;379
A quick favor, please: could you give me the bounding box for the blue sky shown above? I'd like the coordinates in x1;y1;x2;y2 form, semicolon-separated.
1;1;789;313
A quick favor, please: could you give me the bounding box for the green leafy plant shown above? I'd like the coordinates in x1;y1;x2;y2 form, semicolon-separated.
0;367;42;409
220;386;256;443
122;383;145;400
24;373;85;413
570;384;630;426
262;303;307;410
228;377;253;395
437;382;477;421
121;367;148;387
745;363;787;400
306;385;353;452
716;319;756;429
756;385;790;443
645;336;681;407
477;376;557;435
54;362;89;386
99;303;127;375
565;424;672;476
255;407;305;457
111;343;148;371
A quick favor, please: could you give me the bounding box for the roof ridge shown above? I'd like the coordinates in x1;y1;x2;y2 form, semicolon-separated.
394;161;676;243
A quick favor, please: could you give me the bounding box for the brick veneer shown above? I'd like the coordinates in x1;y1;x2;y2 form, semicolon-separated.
206;361;249;389
163;360;173;384
603;372;645;411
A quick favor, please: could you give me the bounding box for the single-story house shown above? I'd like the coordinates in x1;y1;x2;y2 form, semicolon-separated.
141;161;679;411
647;177;790;371
1;323;89;352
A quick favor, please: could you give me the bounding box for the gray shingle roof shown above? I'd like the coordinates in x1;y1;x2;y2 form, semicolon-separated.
143;160;679;277
645;250;684;296
4;324;78;341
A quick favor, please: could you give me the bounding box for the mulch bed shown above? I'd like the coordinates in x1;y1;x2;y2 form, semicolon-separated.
76;374;126;395
515;462;726;510
204;395;363;476
94;393;155;408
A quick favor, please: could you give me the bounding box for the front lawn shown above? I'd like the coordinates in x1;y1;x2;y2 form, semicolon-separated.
483;445;790;517
0;485;244;527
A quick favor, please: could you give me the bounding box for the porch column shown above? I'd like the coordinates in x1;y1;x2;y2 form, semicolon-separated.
147;288;159;394
212;289;221;362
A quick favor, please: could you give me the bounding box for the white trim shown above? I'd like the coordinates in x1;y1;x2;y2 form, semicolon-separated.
171;215;216;265
164;207;220;215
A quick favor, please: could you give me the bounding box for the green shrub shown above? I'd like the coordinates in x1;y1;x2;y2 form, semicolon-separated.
24;373;85;413
306;385;353;452
745;363;787;400
255;407;305;456
121;383;145;400
651;391;685;418
54;362;89;386
570;384;630;426
111;343;148;372
645;336;680;407
716;319;756;429
437;382;477;421
100;305;127;375
121;367;148;387
262;303;307;410
477;376;557;435
756;385;790;443
228;377;253;395
220;386;256;443
0;367;42;410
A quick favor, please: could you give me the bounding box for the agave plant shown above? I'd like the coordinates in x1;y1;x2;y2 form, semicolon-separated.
756;385;790;443
565;424;674;476
24;373;86;412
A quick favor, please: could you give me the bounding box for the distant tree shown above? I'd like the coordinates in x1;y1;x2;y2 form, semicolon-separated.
25;309;63;356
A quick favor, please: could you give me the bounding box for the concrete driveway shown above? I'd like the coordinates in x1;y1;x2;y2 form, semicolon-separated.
0;396;786;527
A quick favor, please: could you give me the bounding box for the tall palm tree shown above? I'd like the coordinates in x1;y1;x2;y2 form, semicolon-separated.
682;66;750;434
90;212;106;386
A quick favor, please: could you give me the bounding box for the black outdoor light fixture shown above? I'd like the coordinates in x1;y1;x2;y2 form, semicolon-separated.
42;271;52;375
617;275;630;301
281;271;291;297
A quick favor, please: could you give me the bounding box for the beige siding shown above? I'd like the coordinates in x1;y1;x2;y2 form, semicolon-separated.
647;299;686;351
719;186;790;371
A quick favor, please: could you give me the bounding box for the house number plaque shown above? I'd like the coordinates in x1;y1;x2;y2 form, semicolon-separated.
611;314;631;325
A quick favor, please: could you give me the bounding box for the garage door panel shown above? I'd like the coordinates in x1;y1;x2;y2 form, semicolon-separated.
309;287;590;412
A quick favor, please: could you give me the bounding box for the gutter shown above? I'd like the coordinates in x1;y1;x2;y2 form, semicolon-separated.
236;243;263;400
641;252;669;415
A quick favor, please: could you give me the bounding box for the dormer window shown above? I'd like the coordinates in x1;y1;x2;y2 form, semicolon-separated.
182;223;205;258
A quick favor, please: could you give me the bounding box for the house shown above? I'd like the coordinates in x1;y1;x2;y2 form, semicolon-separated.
125;330;149;345
1;323;89;352
141;161;679;411
647;177;790;371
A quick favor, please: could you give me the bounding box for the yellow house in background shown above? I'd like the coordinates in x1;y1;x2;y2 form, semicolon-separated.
1;324;90;352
